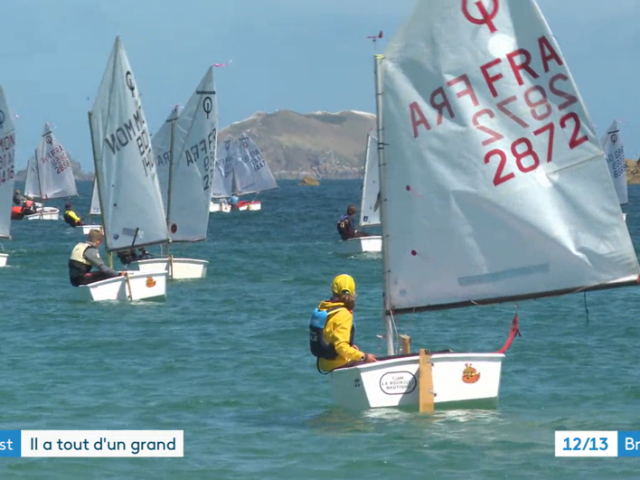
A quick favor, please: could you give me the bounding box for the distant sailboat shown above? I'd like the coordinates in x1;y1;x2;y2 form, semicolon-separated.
81;180;103;234
231;134;278;211
0;86;16;267
209;137;235;213
23;123;78;220
84;36;169;302
131;66;217;280
600;120;628;221
336;132;383;254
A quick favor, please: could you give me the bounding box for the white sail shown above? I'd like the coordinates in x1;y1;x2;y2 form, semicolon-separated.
211;137;236;198
166;66;218;242
89;179;101;215
379;0;639;312
600;120;628;205
88;36;168;252
359;133;381;227
0;86;16;239
23;156;39;198
233;135;278;195
153;104;182;212
35;123;78;199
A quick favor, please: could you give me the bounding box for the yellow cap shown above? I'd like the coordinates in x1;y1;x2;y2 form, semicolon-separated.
332;274;356;296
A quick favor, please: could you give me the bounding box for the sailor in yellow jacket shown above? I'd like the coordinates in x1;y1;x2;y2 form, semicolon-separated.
309;274;377;372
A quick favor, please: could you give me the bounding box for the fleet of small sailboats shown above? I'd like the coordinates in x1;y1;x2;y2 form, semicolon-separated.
0;2;637;419
22;123;78;220
209;134;278;213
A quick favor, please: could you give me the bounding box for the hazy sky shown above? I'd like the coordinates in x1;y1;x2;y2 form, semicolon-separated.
2;0;639;171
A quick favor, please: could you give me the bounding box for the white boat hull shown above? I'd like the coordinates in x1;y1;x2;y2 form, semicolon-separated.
0;253;7;267
209;201;231;213
330;352;504;410
78;270;168;302
25;207;59;221
336;235;382;254
247;201;261;211
130;257;208;279
81;224;104;235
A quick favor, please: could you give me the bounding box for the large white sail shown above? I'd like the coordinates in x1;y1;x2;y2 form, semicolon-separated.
89;180;101;215
0;86;16;239
600;120;628;205
359;133;381;227
166;66;218;242
153;104;182;212
88;36;168;252
233;135;278;195
211;137;236;198
35;123;78;199
23;156;39;198
379;0;639;312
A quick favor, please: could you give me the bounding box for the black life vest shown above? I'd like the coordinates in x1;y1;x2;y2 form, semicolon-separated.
309;306;355;360
336;214;352;240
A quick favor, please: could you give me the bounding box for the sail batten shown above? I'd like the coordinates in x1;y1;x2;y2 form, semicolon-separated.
379;0;640;311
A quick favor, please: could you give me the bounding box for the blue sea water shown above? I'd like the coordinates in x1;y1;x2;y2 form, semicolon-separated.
1;179;640;479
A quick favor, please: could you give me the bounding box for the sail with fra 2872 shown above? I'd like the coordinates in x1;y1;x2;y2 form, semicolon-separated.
380;0;638;311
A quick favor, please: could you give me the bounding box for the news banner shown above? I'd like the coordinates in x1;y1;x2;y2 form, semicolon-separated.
555;431;640;457
0;431;183;457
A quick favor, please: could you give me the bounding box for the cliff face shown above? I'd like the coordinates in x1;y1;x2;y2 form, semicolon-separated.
16;110;640;184
219;109;376;179
626;159;640;184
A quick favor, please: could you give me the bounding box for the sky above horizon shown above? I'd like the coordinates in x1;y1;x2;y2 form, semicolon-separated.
2;0;639;172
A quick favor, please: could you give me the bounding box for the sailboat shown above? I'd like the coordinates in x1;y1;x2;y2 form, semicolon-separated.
84;36;169;302
81;180;103;234
0;86;16;267
230;134;278;211
22;123;78;220
336;132;383;254
131;66;217;280
209;138;235;213
329;0;640;411
600;120;628;221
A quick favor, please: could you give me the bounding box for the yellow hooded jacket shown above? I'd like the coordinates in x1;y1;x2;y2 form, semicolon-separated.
316;300;364;372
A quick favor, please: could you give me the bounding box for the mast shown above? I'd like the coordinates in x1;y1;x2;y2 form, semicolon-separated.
374;53;395;356
87;111;108;240
164;114;176;254
34;148;43;205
